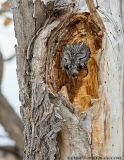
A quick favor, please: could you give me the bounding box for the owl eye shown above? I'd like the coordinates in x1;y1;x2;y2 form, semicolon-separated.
64;64;69;69
77;64;82;69
80;54;87;59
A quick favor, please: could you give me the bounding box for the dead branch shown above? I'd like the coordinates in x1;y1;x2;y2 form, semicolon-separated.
4;53;15;61
0;146;22;160
0;9;11;13
0;92;24;157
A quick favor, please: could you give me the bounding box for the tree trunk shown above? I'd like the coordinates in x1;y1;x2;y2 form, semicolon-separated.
8;0;123;159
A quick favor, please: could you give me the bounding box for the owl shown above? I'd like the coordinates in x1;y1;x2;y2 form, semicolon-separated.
62;43;90;79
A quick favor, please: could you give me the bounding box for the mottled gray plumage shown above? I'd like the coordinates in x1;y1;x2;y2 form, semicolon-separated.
62;43;90;79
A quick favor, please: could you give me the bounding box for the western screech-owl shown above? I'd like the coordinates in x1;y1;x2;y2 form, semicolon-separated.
62;43;91;79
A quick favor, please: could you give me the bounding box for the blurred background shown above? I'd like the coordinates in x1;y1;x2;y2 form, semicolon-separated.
0;0;24;159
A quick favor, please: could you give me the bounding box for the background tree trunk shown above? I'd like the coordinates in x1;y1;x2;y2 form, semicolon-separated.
8;0;123;159
0;51;24;159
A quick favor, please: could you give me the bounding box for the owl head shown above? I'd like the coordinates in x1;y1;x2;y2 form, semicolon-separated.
62;43;90;79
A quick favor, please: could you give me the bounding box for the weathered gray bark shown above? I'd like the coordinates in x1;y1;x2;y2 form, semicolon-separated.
8;0;123;159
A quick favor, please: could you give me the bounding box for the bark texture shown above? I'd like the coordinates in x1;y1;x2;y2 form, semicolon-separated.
8;0;123;159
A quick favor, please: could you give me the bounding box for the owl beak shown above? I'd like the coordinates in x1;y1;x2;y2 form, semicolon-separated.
71;69;78;79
